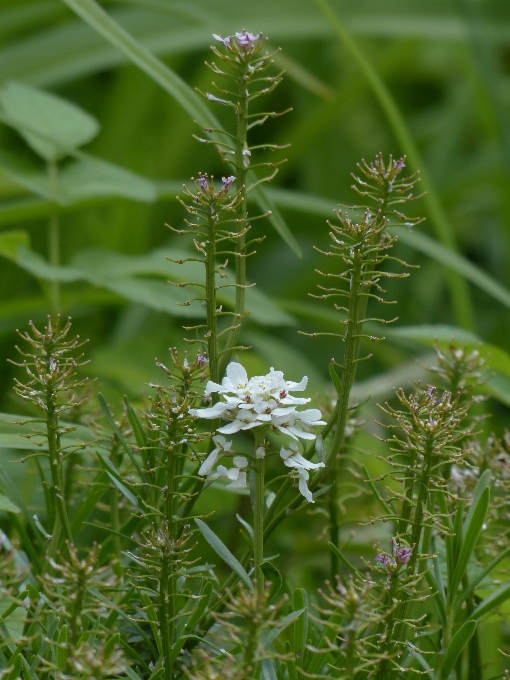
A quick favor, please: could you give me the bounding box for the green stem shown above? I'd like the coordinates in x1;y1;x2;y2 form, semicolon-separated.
46;396;73;555
162;442;179;680
329;455;340;580
160;553;173;680
205;212;220;386
253;431;266;600
218;61;249;377
47;157;60;314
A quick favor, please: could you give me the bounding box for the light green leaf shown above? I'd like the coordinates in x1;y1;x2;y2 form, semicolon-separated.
195;518;253;589
0;495;20;514
58;154;156;203
450;487;489;598
472;582;510;621
440;620;476;680
0;80;99;161
17;246;84;282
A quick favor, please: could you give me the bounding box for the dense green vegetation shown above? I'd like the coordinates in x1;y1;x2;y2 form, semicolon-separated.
1;1;510;678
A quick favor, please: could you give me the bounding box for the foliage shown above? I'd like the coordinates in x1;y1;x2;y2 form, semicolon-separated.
0;2;510;680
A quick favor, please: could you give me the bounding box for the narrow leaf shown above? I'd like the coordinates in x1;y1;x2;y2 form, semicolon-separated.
450;487;489;598
441;620;476;680
195;518;252;589
472;582;510;621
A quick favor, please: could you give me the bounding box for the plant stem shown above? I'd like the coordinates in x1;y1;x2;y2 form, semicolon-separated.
205;212;220;387
46;394;73;555
47;157;60;314
218;61;249;377
253;431;266;600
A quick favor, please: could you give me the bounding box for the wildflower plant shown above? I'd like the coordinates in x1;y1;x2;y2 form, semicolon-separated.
0;27;510;680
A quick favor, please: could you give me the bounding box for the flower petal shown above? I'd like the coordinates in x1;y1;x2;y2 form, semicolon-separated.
198;448;221;476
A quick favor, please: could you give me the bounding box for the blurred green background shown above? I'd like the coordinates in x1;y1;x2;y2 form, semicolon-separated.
1;0;510;663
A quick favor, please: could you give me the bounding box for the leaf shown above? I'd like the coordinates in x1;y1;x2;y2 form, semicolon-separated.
168;581;213;666
328;541;362;578
97;392;144;476
58;154;156;203
0;412;98;450
0;495;20;514
449;487;489;598
0;80;99;161
440;620;476;680
260;659;278;680
260;561;283;602
195;518;253;589
455;546;510;614
56;626;68;671
263;608;305;648
17;246;84;282
471;582;510;621
293;588;308;669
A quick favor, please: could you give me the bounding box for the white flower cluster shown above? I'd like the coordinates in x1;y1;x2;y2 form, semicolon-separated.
190;362;326;502
190;362;325;438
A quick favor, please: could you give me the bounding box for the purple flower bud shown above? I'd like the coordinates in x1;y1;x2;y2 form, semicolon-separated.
375;553;391;568
197;176;208;191
196;353;209;368
393;158;406;172
396;546;412;565
235;30;258;51
221;175;236;192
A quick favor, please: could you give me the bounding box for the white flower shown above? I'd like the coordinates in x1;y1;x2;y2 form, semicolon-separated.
280;442;325;503
190;361;324;441
272;409;326;441
216;456;249;489
198;435;232;476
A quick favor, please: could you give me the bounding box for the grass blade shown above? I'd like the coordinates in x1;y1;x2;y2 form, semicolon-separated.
440;620;476;680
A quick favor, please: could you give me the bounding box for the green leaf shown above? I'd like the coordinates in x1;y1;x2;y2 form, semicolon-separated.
260;659;278;680
328;541;362;578
195;518;253;589
293;588;308;669
471;582;510;621
97;392;145;480
449;487;489;598
0;495;20;514
0;80;99;161
168;581;213;667
263;608;304;648
455;546;510;614
440;620;476;680
260;561;283;602
58;154;156;203
56;625;68;671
